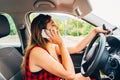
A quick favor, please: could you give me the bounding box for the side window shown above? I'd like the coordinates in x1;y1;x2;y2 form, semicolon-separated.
0;13;21;47
29;13;94;46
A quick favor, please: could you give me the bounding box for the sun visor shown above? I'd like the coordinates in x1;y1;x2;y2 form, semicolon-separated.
73;0;92;18
33;0;92;18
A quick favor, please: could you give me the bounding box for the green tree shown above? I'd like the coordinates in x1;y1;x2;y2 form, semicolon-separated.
3;13;18;35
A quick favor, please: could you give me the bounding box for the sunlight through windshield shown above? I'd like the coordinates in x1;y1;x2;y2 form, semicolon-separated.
89;0;120;27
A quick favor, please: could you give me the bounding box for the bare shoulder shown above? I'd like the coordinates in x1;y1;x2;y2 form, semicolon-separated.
30;46;49;56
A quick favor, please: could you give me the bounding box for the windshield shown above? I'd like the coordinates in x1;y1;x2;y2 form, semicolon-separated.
29;13;94;47
89;0;120;27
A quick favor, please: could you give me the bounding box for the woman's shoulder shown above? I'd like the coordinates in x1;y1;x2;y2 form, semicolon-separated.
30;46;49;54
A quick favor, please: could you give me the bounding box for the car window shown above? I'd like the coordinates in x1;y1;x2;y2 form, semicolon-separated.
0;13;21;47
29;13;94;46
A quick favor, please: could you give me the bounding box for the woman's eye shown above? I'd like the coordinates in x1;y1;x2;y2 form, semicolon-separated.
52;24;56;26
51;22;57;26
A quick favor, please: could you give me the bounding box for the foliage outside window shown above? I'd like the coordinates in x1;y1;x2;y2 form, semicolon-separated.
3;13;18;35
0;13;21;47
29;13;94;36
29;13;94;46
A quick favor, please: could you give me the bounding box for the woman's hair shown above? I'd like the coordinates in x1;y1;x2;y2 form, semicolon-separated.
21;14;51;73
30;14;51;48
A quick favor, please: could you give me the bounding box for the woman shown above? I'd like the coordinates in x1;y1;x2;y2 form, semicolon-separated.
21;14;107;80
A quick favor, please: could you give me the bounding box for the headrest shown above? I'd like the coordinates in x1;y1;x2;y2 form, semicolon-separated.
0;15;10;38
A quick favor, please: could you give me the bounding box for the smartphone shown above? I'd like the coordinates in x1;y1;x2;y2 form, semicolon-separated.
41;29;50;38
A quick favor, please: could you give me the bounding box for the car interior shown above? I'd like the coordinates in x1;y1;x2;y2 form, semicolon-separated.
0;15;23;80
0;0;120;80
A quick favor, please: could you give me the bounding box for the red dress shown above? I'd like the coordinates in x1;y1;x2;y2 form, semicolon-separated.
25;46;61;80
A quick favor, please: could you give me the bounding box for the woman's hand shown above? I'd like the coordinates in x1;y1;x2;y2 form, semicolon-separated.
73;73;90;80
45;28;63;45
93;27;108;34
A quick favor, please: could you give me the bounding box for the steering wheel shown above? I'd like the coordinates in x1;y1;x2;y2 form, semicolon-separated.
81;33;106;77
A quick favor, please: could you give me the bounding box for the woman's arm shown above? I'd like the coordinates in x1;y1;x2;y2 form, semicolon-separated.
67;27;107;54
30;45;75;80
31;29;75;79
67;28;97;54
56;27;107;54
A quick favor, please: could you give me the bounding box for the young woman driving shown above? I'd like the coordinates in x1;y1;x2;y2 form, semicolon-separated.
22;14;107;80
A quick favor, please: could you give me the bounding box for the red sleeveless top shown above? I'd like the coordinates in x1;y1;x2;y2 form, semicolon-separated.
25;46;61;80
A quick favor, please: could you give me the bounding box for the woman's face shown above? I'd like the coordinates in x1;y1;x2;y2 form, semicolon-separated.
46;18;58;31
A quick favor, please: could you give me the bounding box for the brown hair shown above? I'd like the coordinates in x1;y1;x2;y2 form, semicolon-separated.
21;14;51;73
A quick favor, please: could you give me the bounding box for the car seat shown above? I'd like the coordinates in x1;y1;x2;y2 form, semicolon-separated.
0;14;23;80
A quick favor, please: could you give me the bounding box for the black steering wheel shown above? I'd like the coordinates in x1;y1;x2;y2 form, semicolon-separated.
81;33;106;77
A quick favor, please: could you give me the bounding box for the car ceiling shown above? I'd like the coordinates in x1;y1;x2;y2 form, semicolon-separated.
0;0;92;28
